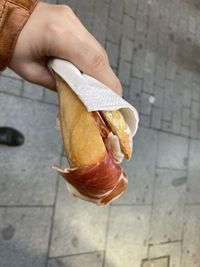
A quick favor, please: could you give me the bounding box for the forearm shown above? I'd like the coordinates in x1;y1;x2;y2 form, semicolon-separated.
0;0;38;70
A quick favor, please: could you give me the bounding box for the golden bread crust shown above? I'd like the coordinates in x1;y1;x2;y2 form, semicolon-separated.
55;75;106;167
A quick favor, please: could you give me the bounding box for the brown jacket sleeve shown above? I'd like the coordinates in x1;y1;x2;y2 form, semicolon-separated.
0;0;38;71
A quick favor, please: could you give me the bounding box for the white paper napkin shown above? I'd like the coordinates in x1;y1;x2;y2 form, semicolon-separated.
49;59;139;137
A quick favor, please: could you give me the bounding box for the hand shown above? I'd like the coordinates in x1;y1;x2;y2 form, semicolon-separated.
9;2;122;95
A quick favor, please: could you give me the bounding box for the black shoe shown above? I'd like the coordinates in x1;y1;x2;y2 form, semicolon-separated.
0;127;25;146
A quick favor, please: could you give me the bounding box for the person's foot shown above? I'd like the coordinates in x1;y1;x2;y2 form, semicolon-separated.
0;127;25;146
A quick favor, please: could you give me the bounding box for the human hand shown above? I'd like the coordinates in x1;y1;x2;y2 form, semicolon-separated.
8;2;122;96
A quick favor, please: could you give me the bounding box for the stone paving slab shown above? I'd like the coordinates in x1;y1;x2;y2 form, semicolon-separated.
43;90;58;105
182;206;200;267
0;207;52;267
0;94;62;205
0;75;23;96
157;132;188;170
48;252;104;267
150;169;186;244
186;139;200;204
148;243;181;267
106;41;119;69
105;206;151;267
115;127;157;205
1;67;22;80
22;81;44;101
50;176;109;257
117;161;155;205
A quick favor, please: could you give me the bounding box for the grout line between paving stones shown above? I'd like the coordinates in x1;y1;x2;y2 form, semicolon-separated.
41;87;46;102
102;205;111;267
0;91;58;107
159;8;171;133
159;239;182;245
45;155;62;267
148;1;158;131
105;39;119;46
48;250;105;260
116;22;122;78
111;203;152;207
149;239;182;246
128;1;137;101
20;80;25;96
1;73;23;82
131;74;144;81
0;205;54;208
141;125;200;140
180;135;191;267
147;124;159;257
135;0;139;13
91;0;95;40
185;202;200;206
156;166;187;171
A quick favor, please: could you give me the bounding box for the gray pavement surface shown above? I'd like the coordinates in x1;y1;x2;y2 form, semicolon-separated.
1;0;200;266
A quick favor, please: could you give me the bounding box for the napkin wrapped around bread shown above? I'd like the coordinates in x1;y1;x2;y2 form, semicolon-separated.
53;73;134;206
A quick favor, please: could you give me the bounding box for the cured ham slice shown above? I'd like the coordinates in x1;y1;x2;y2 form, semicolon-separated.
53;153;128;205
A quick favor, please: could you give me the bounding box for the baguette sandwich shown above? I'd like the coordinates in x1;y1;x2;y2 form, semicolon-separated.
53;74;133;205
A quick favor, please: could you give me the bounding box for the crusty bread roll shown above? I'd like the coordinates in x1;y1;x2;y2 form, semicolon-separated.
56;74;106;167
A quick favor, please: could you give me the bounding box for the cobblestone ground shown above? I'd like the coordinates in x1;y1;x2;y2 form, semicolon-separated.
1;0;200;267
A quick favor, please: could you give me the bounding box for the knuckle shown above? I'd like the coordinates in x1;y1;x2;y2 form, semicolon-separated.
46;5;74;35
90;47;108;70
23;69;35;83
57;5;74;16
46;21;64;36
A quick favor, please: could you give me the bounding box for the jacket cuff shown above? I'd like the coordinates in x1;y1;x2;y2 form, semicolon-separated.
0;0;38;71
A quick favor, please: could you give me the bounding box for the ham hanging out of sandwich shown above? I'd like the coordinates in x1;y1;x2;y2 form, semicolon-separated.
53;74;133;205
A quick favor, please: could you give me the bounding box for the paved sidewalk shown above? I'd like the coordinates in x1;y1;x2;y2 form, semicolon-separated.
1;0;200;266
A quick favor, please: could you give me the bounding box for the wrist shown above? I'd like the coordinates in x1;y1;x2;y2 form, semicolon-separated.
0;0;38;71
